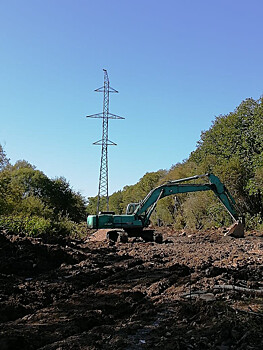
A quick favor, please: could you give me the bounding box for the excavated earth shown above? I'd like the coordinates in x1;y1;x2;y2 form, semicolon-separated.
0;228;263;350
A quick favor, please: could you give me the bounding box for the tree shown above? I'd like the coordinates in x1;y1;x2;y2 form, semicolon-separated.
109;191;123;214
0;144;10;171
49;177;86;222
118;170;166;213
0;162;86;222
189;97;263;217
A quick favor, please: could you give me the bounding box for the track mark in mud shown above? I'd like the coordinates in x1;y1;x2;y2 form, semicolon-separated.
1;230;263;349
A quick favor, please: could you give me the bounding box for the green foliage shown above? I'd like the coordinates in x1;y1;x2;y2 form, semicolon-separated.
119;170;166;213
152;196;176;226
181;192;232;230
0;215;52;236
0;214;88;238
0;164;86;222
109;191;124;214
49;177;87;222
0;146;87;237
247;166;263;195
245;213;263;231
188;97;263;226
162;161;198;182
190;98;263;173
51;214;79;237
86;196;98;215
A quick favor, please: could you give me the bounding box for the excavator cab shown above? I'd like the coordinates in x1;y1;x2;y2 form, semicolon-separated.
126;203;139;215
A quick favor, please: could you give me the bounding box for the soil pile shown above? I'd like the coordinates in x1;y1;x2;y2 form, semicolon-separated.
0;229;262;349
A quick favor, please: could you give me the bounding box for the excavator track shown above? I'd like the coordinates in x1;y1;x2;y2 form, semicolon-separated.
106;229;163;243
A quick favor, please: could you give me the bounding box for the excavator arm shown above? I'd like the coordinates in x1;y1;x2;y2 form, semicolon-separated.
133;173;241;226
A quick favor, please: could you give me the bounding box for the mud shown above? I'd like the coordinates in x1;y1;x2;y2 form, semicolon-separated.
0;228;262;349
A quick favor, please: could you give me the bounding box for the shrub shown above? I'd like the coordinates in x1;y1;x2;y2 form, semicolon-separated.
0;215;52;236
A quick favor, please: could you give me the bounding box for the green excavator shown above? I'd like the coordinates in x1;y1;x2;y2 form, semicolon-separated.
87;173;244;242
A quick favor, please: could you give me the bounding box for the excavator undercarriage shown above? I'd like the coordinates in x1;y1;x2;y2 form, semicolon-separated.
106;228;163;243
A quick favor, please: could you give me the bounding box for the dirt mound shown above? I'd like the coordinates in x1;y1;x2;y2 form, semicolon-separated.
0;229;262;349
86;229;109;242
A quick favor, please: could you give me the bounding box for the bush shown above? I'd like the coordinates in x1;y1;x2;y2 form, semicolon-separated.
0;214;89;239
0;215;52;236
245;213;263;231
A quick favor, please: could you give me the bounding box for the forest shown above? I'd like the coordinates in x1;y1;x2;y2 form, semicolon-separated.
0;97;262;236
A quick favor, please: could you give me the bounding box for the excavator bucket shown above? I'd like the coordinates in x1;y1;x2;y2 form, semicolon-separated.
224;221;245;238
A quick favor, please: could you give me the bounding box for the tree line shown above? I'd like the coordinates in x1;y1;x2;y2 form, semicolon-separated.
1;96;262;236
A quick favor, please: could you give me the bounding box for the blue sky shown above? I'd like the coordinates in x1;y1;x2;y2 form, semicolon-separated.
0;0;262;198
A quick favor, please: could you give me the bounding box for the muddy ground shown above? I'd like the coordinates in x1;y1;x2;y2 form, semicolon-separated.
0;228;263;350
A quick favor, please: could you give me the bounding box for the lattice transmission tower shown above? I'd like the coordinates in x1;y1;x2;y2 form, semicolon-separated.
86;69;124;214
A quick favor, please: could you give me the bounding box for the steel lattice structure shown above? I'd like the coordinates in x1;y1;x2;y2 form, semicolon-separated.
86;69;124;213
